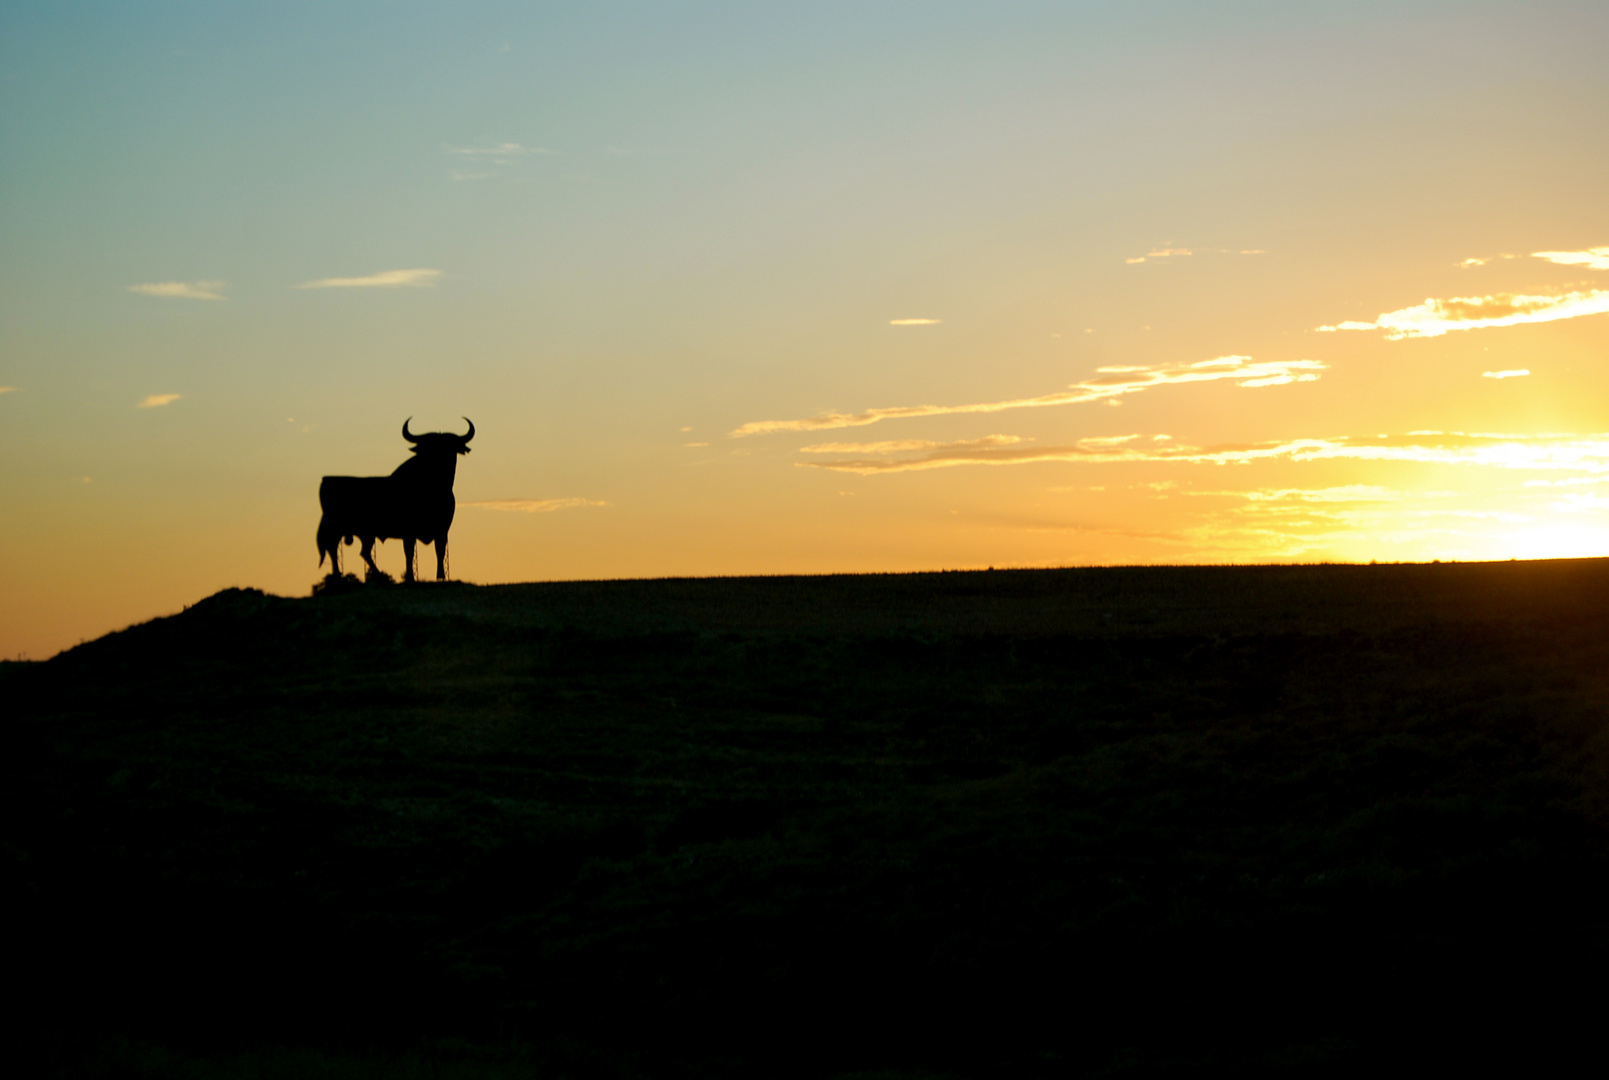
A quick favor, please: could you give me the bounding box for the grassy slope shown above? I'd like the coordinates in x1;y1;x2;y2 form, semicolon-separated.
8;561;1609;1077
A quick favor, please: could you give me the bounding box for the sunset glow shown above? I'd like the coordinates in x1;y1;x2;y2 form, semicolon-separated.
3;2;1609;658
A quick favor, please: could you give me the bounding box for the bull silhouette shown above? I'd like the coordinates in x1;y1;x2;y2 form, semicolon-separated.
317;418;474;582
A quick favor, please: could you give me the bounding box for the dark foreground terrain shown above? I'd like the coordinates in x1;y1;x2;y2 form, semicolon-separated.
9;561;1609;1077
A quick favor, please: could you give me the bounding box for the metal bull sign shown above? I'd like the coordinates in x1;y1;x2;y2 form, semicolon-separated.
317;418;474;582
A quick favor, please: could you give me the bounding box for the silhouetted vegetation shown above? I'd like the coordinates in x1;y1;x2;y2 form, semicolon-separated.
9;562;1609;1077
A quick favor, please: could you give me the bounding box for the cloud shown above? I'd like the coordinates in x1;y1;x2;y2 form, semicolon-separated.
799;430;1609;475
447;142;555;159
445;142;555;178
0;386;16;394
801;435;1028;455
731;355;1324;437
460;498;607;513
128;281;225;300
1127;248;1263;263
1533;246;1609;271
137;394;182;409
1219;485;1422;503
1521;475;1609;488
889;318;941;325
1483;369;1530;379
1323;243;1609;336
296;269;442;289
1317;290;1609;338
1127;247;1192;263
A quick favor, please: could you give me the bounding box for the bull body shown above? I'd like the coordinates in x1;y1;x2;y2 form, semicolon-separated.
317;418;474;582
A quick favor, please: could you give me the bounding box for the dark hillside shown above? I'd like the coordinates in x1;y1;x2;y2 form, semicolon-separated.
9;561;1609;1077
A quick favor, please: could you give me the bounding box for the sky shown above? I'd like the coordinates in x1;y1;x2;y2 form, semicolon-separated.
3;1;1609;658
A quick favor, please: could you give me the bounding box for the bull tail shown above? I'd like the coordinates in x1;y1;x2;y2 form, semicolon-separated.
316;514;340;572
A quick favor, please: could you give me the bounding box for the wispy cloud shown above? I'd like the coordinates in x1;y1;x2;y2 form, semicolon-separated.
0;386;16;394
1534;246;1609;271
137;393;182;409
1318;290;1609;338
1483;369;1530;379
889;318;941;325
1233;485;1418;503
445;142;555;180
296;269;442;290
447;142;555;160
800;430;1609;475
732;355;1324;438
1126;247;1265;264
1349;245;1609;335
460;498;607;513
1126;247;1192;263
801;435;1028;455
129;281;225;300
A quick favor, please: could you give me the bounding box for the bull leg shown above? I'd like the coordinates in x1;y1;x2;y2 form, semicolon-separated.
434;534;448;580
359;535;381;577
402;537;417;583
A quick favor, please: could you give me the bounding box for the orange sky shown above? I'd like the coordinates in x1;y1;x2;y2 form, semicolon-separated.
4;2;1609;658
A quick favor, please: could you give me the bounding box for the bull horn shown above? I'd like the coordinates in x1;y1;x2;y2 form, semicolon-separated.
402;417;419;443
461;417;475;443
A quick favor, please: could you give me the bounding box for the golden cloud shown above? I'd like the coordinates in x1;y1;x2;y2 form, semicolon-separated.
889;318;941;325
1128;248;1263;263
1533;246;1609;271
1127;247;1193;263
1216;485;1419;503
732;355;1324;437
1482;369;1530;379
800;431;1609;475
1318;290;1609;338
296;269;442;289
137;394;182;409
129;281;225;300
800;435;1027;455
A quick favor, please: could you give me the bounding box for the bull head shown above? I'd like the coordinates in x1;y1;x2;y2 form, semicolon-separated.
402;417;475;454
